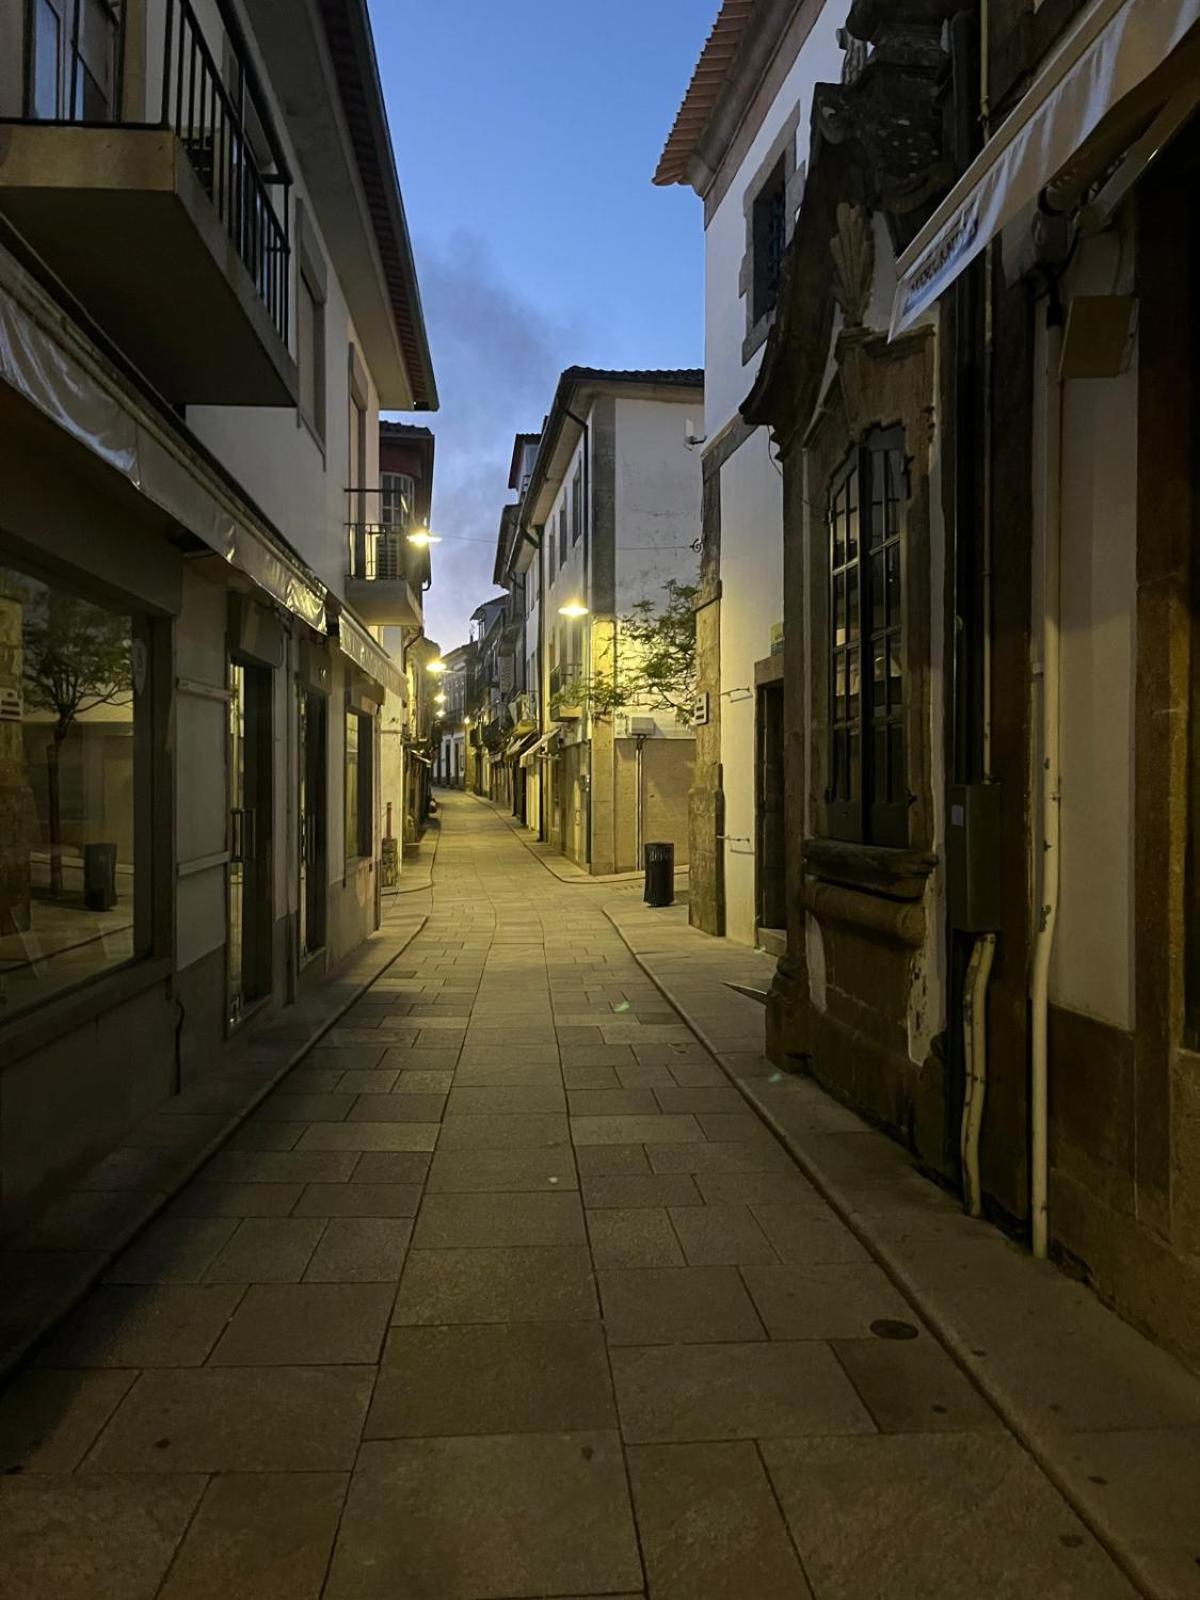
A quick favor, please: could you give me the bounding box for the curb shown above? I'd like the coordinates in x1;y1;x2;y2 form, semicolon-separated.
383;814;442;896
2;914;428;1381
463;790;691;890
602;903;1160;1600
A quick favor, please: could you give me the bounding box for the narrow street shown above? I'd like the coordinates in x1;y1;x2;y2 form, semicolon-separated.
1;791;1142;1599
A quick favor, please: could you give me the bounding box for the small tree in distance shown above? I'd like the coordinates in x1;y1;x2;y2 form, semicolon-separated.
553;579;699;723
21;588;132;898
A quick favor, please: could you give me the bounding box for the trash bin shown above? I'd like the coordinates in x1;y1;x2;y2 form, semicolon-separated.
84;843;118;911
643;841;675;908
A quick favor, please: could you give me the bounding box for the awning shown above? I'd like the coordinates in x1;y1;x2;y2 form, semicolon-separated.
504;729;539;760
891;0;1200;336
333;611;405;700
519;730;558;769
407;748;432;767
0;251;328;630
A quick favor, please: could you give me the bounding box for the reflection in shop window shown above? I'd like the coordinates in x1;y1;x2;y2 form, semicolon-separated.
0;561;147;1018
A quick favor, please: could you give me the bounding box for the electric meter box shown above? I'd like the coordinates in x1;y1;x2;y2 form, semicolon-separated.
946;783;1003;933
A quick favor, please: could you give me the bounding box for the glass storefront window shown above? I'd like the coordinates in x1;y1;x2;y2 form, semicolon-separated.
0;560;147;1019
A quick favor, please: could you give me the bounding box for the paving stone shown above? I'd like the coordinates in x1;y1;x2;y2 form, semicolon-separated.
347;1093;446;1122
742;1262;916;1340
209;1283;395;1364
563;1065;623;1090
438;1113;570;1149
575;1144;651;1176
751;1203;873;1265
598;1267;765;1345
634;1044;714;1065
254;1092;357;1122
831;1337;1003;1433
304;1217;412;1281
425;1147;578;1192
447;1084;567;1115
78;1146;196;1192
694;1171;824;1205
571;1114;703;1146
560;1044;638;1068
15;1190;162;1253
613;1342;875;1443
695;1112;778;1143
297;1121;439;1152
667;1203;778;1266
309;1046;387;1072
333;1069;399;1094
203;1150;359;1184
325;1433;642;1600
168;1180;305;1218
383;1069;454;1094
36;1285;244;1368
628;1440;813;1599
569;1088;661;1116
0;1369;136;1472
588;1208;684;1268
293;1182;422;1217
666;1063;729;1087
120;1112;228;1150
614;1064;678;1089
204;1218;326;1283
392;1246;597;1324
222;1121;305;1152
104;1216;240;1284
85;1366;373;1472
582;1172;702;1209
760;1434;1135;1600
654;1085;747;1115
158;1472;347;1600
367;1322;616;1437
0;1472;205;1600
413;1190;586;1248
380;1047;462;1071
647;1141;792;1175
279;1068;345;1094
352;1151;432;1184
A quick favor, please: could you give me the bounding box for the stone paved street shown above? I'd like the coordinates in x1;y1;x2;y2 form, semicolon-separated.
0;793;1148;1598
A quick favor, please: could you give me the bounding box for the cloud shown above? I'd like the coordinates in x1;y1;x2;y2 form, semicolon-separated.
391;230;586;652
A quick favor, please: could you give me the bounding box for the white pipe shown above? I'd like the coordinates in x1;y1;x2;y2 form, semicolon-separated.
960;931;996;1217
1030;311;1064;1260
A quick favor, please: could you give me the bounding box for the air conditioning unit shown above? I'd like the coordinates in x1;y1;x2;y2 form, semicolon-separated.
629;717;657;735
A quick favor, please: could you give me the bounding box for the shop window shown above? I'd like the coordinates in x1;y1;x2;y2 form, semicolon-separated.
826;427;908;846
345;709;373;860
0;557;151;1018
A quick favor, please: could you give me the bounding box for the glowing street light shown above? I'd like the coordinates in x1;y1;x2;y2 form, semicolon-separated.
558;600;589;619
407;527;442;548
426;659;447;675
434;692;447;706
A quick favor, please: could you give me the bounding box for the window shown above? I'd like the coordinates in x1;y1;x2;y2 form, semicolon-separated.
752;157;788;325
381;472;415;531
345;710;373;860
559;504;567;567
827;427;907;846
0;556;152;1019
571;465;583;545
546;524;556;583
297;272;325;440
29;0;116;121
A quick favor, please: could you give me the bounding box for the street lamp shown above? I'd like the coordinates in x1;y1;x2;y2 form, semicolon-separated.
426;659;447;675
407;527;442;548
434;693;446;706
558;600;589;618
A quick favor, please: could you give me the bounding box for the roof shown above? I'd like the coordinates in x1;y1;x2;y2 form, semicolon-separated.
381;421;434;440
520;365;704;533
316;0;438;410
654;1;757;186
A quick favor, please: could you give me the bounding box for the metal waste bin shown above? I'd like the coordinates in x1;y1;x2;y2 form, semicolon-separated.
84;843;118;911
643;841;675;907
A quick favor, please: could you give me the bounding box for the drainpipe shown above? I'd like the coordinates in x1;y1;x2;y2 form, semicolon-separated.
1029;300;1064;1260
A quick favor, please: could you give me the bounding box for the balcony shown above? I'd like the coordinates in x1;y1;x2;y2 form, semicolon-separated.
345;525;422;627
510;690;539;733
0;0;296;406
549;666;583;720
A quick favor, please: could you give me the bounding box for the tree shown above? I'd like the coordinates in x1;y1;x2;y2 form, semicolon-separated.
553;579;699;723
21;588;132;898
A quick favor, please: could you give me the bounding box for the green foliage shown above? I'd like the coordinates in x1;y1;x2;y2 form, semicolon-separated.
21;588;132;741
554;579;698;723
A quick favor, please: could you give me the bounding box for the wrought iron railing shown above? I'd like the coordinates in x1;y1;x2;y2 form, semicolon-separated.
161;0;290;343
13;0;291;347
347;525;410;584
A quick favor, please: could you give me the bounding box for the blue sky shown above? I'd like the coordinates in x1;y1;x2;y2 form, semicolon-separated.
370;0;713;651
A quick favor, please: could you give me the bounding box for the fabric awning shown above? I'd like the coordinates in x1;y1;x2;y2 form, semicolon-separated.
519;730;558;769
891;0;1200;336
504;729;539;760
334;611;405;700
407;748;432;767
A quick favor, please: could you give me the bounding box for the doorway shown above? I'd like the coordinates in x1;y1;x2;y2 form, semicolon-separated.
299;688;327;962
227;659;273;1028
756;679;786;937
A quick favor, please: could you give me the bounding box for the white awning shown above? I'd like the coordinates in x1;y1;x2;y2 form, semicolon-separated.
334;611;404;700
891;0;1200;336
519;730;559;769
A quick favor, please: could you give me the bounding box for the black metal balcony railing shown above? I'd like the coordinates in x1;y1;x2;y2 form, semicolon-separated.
347;525;409;584
162;0;290;343
13;0;291;348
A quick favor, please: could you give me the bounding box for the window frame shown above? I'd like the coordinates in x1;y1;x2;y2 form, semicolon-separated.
751;157;788;326
826;426;909;848
558;504;567;567
571;464;583;545
344;707;373;862
295;204;327;448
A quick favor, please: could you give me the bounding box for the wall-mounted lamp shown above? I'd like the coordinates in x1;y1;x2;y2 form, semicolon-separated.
558;600;589;619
